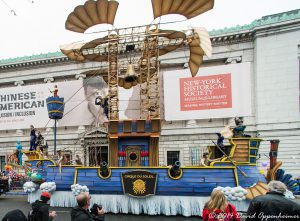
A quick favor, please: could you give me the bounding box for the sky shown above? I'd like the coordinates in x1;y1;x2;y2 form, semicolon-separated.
0;0;299;60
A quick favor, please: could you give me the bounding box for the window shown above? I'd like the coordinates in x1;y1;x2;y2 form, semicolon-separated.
0;156;5;171
167;151;180;166
190;148;201;166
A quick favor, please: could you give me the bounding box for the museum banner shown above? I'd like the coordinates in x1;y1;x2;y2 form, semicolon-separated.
180;73;232;111
0;77;107;130
164;62;252;120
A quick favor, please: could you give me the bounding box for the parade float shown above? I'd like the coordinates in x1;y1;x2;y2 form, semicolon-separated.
20;0;300;216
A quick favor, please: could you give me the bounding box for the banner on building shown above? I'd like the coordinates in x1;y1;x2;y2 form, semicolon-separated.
180;73;232;111
0;77;107;130
163;62;252;121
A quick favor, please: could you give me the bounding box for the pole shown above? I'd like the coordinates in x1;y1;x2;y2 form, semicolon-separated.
269;140;279;170
54;119;57;156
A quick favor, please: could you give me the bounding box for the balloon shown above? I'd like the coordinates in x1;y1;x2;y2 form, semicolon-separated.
259;169;265;175
36;174;42;180
31;173;37;180
262;162;268;167
27;172;32;177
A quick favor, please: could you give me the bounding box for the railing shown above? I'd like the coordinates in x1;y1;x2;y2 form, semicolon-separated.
190;147;205;166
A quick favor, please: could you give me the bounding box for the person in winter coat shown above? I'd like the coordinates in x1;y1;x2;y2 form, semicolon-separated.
202;189;240;221
246;180;300;221
31;192;57;221
2;209;28;221
70;192;105;221
29;125;37;151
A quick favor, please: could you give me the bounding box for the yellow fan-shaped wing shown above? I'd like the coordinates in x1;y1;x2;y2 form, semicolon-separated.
151;0;214;20
188;27;212;77
65;0;119;33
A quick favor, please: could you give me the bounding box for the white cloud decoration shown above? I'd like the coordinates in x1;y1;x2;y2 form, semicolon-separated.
23;181;39;193
71;184;89;196
214;186;248;201
40;182;56;193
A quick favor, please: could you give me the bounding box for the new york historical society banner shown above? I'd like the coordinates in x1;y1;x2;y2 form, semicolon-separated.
163;62;252;121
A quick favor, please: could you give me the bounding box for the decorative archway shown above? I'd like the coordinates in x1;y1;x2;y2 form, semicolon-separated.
81;127;108;166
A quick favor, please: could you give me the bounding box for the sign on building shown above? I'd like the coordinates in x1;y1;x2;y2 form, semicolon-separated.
164;63;252;120
0;78;107;130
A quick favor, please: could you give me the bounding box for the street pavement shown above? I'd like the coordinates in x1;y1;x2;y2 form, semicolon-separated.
0;195;202;221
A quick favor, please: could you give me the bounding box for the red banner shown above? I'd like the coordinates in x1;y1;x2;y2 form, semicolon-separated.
180;73;232;111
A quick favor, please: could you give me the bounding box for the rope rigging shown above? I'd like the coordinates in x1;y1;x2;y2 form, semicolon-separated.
1;0;34;16
41;69;105;139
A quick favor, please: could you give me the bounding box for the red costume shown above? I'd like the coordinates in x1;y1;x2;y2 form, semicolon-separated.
53;85;58;97
202;203;240;221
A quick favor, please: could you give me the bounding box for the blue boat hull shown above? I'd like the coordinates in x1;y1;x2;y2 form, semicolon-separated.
27;160;265;196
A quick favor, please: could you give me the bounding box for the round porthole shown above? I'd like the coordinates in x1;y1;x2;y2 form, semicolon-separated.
129;152;138;161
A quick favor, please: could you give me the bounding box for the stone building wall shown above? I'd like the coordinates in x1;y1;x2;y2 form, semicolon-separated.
254;22;300;176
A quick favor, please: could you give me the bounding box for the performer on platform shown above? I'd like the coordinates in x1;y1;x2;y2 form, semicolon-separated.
200;153;210;167
16;141;23;165
36;131;45;151
29;125;37;151
50;85;59;97
233;117;251;138
216;133;225;151
95;95;109;118
75;155;83;165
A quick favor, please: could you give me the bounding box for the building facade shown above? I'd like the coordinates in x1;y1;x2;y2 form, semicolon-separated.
0;10;299;176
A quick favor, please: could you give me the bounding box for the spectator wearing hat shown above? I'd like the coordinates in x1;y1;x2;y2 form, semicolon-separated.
31;192;57;221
